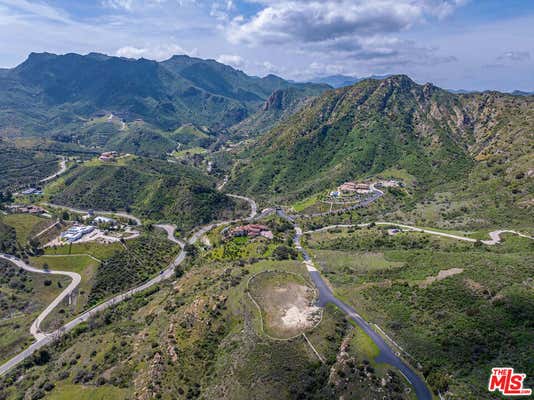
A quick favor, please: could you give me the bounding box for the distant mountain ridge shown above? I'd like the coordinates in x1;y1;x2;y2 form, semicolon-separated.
309;74;392;88
0;52;329;138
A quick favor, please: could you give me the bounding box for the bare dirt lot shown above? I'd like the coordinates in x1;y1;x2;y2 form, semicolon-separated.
248;271;322;339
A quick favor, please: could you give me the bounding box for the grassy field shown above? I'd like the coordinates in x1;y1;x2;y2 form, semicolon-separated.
311;249;404;274
1;214;53;245
30;254;98;273
44;242;123;260
45;384;131;400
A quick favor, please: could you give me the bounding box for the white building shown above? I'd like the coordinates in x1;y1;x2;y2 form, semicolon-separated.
61;225;94;242
93;216;116;225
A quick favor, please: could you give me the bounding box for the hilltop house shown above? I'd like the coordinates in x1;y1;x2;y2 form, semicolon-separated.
93;216;116;225
338;182;371;194
21;188;43;195
60;225;94;243
226;224;274;240
99;151;118;162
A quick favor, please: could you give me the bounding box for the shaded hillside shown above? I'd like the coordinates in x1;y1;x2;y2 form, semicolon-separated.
0;52;328;138
230;86;329;138
228;75;533;221
0;140;58;191
49;157;240;232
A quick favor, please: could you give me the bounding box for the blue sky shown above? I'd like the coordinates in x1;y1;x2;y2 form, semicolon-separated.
0;0;533;91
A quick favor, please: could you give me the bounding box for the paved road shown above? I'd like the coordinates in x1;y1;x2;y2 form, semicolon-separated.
42;203;142;226
40;158;67;183
154;224;185;247
0;246;185;376
226;193;257;220
277;210;433;400
0;254;81;341
0;192;257;377
305;223;534;245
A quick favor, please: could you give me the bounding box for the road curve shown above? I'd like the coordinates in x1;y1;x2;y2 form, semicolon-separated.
0;246;184;377
42;203;142;226
0;254;81;341
154;224;185;247
304;223;534;245
0;192;256;377
226;193;257;220
40;158;68;183
277;210;433;400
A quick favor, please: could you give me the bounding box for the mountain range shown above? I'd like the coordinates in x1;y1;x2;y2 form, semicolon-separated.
0;52;328;140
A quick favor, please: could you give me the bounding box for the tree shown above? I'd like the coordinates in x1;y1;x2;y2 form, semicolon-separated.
185;244;198;259
273;245;291;260
33;349;51;365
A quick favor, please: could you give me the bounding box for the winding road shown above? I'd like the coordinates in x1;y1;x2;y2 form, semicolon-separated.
277;210;433;400
0;192;256;377
0;254;81;341
2;181;530;399
40;158;68;183
304;223;534;245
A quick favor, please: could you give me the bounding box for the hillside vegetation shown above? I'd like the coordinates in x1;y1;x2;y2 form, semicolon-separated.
0;52;328;140
48;157;239;232
229;75;533;225
0;140;58;191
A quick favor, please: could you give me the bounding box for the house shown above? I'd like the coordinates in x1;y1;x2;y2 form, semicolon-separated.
22;205;46;214
93;216;116;225
226;224;273;240
330;191;340;198
9;205;46;215
99;151;118;162
60;225;95;242
21;188;43;196
338;182;371;194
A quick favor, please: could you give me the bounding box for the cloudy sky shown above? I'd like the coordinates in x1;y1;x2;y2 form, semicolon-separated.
1;0;533;91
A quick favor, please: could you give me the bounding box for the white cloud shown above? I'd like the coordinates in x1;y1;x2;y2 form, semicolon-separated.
102;0;134;11
496;51;530;63
227;0;468;46
0;0;71;23
216;53;245;68
116;43;195;60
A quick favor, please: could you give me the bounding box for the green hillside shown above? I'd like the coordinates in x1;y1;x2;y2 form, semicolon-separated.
0;52;329;141
230;86;329;138
0;140;58;191
228;76;534;225
48;157;238;232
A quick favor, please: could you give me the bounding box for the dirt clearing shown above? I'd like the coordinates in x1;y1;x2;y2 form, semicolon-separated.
248;271;322;339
